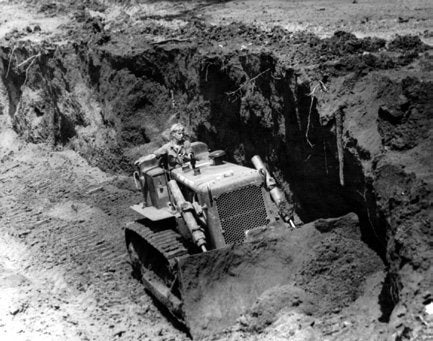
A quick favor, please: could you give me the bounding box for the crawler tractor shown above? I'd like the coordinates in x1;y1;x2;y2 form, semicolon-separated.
125;142;297;339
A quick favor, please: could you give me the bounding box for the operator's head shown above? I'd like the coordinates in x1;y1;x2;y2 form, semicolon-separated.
170;123;186;143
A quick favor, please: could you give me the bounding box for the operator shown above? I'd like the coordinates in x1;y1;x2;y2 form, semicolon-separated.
154;123;192;169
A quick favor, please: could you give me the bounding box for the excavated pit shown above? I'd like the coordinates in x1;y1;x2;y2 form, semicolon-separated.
1;12;432;341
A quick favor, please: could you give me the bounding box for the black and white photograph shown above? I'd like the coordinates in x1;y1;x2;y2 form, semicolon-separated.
0;0;432;340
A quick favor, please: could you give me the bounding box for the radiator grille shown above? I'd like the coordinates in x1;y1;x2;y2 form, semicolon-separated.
216;185;268;244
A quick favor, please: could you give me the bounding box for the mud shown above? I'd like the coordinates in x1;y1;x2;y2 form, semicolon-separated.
0;0;432;340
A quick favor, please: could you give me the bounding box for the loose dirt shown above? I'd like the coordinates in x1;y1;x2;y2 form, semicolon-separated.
0;0;432;340
0;137;188;340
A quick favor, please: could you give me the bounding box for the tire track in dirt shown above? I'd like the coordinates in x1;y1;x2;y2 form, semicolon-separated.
0;144;188;341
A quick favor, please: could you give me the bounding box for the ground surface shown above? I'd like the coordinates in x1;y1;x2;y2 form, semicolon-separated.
0;0;432;340
0;132;188;341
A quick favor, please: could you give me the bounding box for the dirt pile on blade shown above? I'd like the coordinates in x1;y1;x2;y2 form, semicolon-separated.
176;213;383;339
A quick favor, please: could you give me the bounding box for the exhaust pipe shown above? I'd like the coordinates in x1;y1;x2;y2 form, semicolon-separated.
251;155;296;228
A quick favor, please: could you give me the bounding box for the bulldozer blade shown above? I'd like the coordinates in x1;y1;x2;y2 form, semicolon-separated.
176;232;295;340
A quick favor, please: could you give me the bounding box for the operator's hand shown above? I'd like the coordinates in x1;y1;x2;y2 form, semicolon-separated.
182;152;194;162
154;151;163;159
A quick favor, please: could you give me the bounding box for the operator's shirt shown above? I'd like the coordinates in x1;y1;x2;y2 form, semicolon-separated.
154;140;192;168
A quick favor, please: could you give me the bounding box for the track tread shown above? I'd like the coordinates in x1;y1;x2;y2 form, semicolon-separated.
127;222;190;262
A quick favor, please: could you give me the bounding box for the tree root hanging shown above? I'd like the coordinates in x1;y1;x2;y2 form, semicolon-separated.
5;44;16;78
335;106;345;186
306;81;328;148
226;68;271;99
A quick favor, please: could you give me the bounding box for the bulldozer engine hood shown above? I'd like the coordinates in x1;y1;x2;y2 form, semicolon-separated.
171;160;280;250
170;161;263;196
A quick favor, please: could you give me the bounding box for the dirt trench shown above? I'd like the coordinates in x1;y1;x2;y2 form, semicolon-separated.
0;9;432;341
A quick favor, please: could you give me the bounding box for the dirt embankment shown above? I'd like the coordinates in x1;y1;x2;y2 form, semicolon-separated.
0;1;432;340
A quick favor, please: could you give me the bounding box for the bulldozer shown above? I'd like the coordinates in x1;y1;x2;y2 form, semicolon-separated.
125;141;298;339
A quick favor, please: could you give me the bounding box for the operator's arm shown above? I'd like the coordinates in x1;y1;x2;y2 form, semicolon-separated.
153;142;171;158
